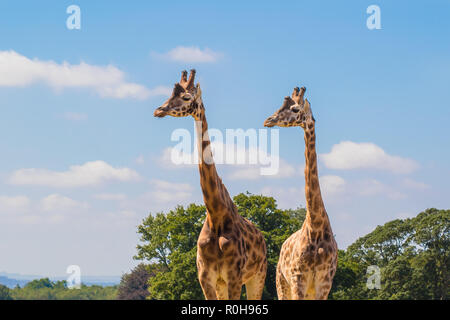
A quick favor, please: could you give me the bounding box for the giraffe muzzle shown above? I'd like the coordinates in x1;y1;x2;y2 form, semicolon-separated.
154;107;167;118
264;117;276;127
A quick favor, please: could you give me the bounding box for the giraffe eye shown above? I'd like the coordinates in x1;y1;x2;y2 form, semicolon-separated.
290;105;300;113
182;93;192;101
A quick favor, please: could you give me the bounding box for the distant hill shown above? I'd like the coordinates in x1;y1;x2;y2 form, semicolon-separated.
0;276;29;288
0;272;120;288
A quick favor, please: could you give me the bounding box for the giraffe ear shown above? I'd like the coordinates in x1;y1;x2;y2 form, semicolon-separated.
304;98;311;112
304;98;314;120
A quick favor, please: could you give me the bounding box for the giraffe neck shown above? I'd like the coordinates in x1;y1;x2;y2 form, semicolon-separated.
194;106;235;232
303;121;329;229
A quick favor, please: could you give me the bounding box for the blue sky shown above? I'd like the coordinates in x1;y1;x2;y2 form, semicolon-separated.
0;0;449;277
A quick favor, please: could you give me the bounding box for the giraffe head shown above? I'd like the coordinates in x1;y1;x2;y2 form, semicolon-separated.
263;86;314;129
154;69;203;119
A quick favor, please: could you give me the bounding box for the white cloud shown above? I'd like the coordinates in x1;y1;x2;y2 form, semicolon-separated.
93;193;127;201
90;179;199;217
62;112;88;121
157;147;197;169
135;155;145;165
227;167;261;180
402;178;430;190
220;141;301;180
356;179;387;196
151;179;192;191
395;212;416;219
320;141;419;174
98;84;171;99
145;85;173;97
320;175;346;196
356;179;407;200
146;179;193;204
227;159;300;180
40;194;88;212
0;194;88;225
153;46;222;63
260;186;304;209
0;195;30;213
9;160;140;188
104;210;138;227
149;190;192;204
335;212;353;222
0;50;169;100
14;215;40;225
258;176;345;208
158;140;299;180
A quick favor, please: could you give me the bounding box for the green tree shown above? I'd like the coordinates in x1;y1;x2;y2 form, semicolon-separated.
117;263;157;300
0;284;13;300
330;208;449;300
409;208;449;299
135;204;205;299
233;192;305;299
135;193;305;300
329;250;365;299
10;278;117;300
25;278;54;290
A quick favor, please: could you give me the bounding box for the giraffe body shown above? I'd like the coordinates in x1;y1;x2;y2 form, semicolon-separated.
154;70;267;300
276;219;337;299
197;210;267;300
264;87;338;300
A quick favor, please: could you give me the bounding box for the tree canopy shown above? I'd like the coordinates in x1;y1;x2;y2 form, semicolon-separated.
135;192;305;299
330;208;449;300
117;263;160;300
0;284;12;300
4;196;447;300
7;279;117;300
135;194;448;300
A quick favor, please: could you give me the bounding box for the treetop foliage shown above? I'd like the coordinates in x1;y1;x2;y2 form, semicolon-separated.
135;196;448;300
134;192;304;299
4;196;447;300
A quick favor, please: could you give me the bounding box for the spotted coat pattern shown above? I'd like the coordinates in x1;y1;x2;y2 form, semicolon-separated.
155;70;267;300
264;87;338;300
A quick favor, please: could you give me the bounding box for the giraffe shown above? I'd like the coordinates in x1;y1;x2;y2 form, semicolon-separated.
263;86;338;300
154;69;267;300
